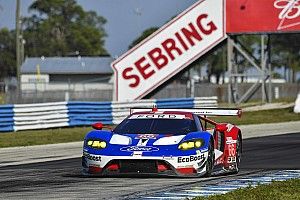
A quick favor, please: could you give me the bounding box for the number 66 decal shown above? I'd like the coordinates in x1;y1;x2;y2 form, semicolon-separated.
228;144;236;157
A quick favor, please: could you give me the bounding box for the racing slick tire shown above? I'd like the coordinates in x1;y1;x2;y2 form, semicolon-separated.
204;139;215;177
231;134;242;174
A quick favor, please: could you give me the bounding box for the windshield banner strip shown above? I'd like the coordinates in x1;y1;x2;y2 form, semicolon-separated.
129;114;186;119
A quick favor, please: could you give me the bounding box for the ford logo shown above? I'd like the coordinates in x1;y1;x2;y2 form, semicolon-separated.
120;146;159;152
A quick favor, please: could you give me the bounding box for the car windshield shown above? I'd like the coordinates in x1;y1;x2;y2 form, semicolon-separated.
113;118;197;134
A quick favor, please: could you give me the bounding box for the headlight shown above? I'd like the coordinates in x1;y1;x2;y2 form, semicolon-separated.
178;139;204;150
86;139;107;149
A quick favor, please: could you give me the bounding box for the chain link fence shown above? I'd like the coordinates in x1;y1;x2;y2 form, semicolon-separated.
3;83;300;104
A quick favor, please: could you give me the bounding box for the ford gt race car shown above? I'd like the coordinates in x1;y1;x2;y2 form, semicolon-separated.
82;108;242;177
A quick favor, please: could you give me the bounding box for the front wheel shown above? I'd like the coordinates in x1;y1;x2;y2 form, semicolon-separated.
204;139;214;177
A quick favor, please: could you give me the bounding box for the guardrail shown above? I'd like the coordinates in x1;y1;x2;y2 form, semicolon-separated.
0;97;218;132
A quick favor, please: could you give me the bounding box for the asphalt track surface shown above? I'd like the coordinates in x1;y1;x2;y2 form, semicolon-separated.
0;132;299;199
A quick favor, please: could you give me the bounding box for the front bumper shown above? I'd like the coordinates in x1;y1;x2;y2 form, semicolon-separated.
82;152;208;177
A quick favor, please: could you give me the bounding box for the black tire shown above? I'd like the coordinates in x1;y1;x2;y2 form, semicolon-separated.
204;139;214;177
232;134;242;174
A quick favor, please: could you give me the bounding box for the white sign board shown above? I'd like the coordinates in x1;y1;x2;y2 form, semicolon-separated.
112;0;226;101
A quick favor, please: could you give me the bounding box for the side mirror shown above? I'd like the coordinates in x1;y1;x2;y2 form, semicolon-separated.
215;124;227;132
92;122;103;130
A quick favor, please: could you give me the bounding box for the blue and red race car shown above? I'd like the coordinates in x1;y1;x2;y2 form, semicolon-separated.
82;108;242;177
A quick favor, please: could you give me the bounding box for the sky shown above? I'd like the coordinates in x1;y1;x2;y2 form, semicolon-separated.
0;0;198;57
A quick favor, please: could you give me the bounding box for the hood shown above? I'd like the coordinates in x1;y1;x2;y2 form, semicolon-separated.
84;130;210;156
110;133;186;146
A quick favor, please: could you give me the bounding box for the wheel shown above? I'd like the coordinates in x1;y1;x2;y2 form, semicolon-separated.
204;139;215;177
232;134;242;174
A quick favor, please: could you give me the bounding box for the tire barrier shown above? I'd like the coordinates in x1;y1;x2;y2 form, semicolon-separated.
0;105;14;132
0;97;217;132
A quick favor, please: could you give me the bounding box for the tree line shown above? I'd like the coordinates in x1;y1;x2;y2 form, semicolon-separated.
0;0;108;78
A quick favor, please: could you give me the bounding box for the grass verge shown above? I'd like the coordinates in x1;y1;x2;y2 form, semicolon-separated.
193;178;300;200
0;127;92;148
0;93;5;104
0;107;299;148
211;107;300;125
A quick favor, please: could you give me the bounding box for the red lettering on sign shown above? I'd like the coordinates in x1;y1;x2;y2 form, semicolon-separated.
196;14;217;35
181;23;203;46
135;57;155;79
122;67;140;88
175;32;189;51
148;48;168;70
161;38;182;61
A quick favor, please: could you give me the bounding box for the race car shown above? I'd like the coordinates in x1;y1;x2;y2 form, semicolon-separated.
82;107;242;177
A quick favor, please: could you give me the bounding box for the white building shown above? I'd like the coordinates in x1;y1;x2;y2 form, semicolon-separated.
20;57;114;91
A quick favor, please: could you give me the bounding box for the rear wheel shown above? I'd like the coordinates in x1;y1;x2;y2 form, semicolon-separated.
204;139;214;177
232;134;242;174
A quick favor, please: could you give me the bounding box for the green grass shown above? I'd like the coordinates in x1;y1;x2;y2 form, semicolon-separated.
0;107;299;148
219;97;295;108
0;93;5;104
193;178;300;200
0;126;93;148
211;107;300;125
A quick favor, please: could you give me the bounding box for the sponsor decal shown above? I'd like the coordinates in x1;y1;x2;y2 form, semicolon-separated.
178;154;205;163
130;114;186;119
215;157;224;165
226;136;237;144
135;134;158;139
228;143;236;157
83;152;101;162
227;156;236;163
226;124;234;132
120;146;159;152
227;0;300;33
274;0;300;30
163;156;174;160
132;151;143;157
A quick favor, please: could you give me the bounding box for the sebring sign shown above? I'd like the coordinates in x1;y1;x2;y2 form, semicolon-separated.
112;0;226;101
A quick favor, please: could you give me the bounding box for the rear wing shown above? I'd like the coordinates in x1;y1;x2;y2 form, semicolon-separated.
130;108;242;117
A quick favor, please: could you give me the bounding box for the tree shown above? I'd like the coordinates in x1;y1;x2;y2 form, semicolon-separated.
23;0;108;57
271;34;300;83
203;44;226;84
128;27;158;49
128;15;177;49
0;28;16;78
